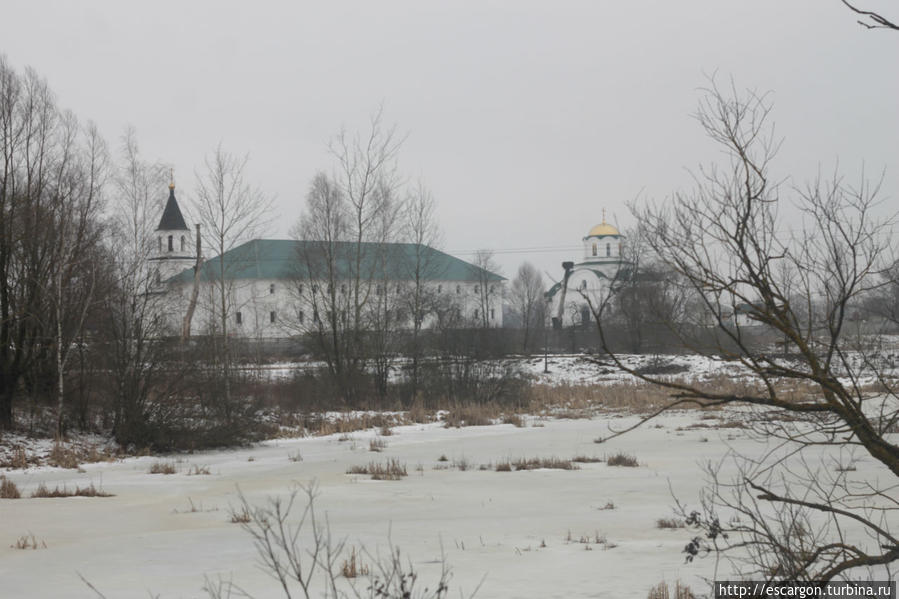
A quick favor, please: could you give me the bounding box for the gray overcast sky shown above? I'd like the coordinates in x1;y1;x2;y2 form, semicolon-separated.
1;1;896;279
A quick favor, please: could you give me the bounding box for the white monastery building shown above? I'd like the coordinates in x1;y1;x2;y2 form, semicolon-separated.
148;184;505;339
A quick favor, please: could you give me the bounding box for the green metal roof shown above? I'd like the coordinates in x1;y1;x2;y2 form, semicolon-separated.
165;239;505;284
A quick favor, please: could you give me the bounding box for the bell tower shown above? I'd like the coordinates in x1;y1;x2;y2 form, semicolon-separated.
149;178;194;284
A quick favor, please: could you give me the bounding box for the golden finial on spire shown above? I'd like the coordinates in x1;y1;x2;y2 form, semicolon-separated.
602;207;606;224
169;168;175;190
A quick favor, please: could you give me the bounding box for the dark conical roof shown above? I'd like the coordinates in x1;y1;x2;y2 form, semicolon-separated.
156;185;189;231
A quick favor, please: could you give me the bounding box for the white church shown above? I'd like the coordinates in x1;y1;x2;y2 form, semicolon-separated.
148;183;506;339
546;215;627;328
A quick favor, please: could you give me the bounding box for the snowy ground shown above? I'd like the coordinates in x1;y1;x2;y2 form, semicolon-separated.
1;408;890;599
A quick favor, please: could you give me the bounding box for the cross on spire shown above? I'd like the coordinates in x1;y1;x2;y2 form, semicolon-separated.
169;167;175;190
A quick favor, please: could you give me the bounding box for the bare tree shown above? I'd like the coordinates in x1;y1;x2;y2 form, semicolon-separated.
193;145;272;405
100;128;186;447
0;57;107;431
48;119;108;437
594;78;899;581
471;250;502;329
509;262;544;353
292;110;404;405
400;183;443;398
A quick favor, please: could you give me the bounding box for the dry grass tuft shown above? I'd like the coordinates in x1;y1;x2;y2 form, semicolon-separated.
647;580;696;599
288;450;303;462
606;452;639;467
656;517;685;529
347;459;407;480
148;461;177;475
442;404;500;428
11;534;47;550
31;482;112;498
571;455;604;463
2;446;29;469
341;546;370;578
48;443;80;469
1;475;21;499
502;413;524;427
497;457;579;471
229;506;251;523
369;437;388;452
187;464;211;475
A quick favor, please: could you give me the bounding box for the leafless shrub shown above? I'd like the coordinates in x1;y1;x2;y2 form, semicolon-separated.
198;481;478;599
187;464;211;475
606;452;639;467
437;454;448;462
379;425;393;437
495;461;512;472
0;475;21;499
288;450;304;462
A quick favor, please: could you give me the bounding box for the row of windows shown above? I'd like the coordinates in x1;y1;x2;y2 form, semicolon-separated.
158;235;187;253
290;283;498;296
236;311;277;325
591;242;614;257
236;307;496;325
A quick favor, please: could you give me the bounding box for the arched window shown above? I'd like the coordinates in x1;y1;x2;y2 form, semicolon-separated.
180;236;185;252
606;243;611;257
592;243;597;256
168;235;173;252
269;283;275;295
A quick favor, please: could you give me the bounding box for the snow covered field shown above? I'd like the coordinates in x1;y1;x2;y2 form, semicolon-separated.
1;407;886;599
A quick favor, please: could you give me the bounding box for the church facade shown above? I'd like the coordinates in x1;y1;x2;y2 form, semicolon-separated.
546;217;627;328
148;185;506;339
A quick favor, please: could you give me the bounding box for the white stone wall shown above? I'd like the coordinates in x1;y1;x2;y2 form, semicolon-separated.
160;276;505;339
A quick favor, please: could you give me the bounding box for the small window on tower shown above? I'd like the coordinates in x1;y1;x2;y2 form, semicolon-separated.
298;310;305;324
236;311;242;325
168;235;173;252
270;311;276;324
592;243;597;256
606;243;611;257
269;284;275;295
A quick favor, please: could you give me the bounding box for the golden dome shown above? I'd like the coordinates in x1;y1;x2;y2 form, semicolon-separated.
587;222;620;237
